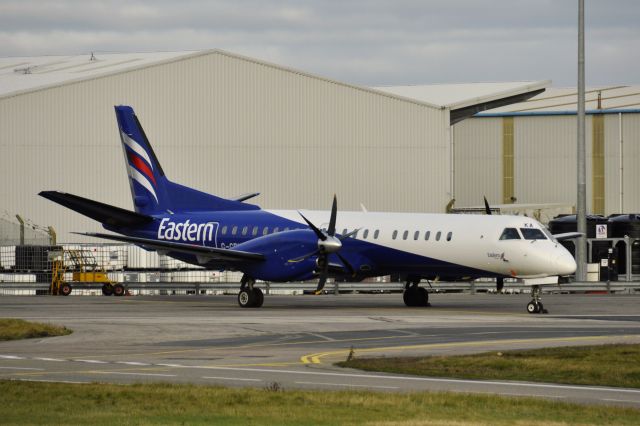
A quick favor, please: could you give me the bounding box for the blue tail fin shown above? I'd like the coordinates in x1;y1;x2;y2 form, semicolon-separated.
115;105;259;215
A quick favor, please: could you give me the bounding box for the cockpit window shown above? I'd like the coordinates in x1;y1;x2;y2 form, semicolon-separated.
520;228;547;240
499;228;521;240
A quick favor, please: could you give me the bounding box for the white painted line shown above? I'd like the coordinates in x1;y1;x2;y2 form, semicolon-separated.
75;359;109;364
602;398;639;403
202;376;262;382
0;366;45;371
115;361;151;366
33;357;65;362
0;355;25;360
296;381;398;390
156;363;185;368
101;372;176;377
173;365;640;395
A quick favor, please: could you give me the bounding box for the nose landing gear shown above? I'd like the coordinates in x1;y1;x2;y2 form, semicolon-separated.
526;285;547;314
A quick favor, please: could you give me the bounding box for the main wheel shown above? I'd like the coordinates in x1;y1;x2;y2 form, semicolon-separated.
238;289;255;308
102;283;114;296
113;284;125;297
417;287;429;307
403;288;416;307
252;288;264;308
59;283;72;296
527;301;539;314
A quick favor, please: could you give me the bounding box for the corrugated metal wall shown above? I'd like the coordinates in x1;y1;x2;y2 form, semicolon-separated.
452;117;502;206
0;51;449;242
454;113;640;215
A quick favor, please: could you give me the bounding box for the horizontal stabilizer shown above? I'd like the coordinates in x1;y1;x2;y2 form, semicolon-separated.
76;232;265;263
39;191;153;227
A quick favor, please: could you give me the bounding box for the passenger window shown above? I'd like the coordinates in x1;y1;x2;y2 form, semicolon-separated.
252;226;258;236
342;228;348;235
242;226;248;236
221;226;228;235
374;229;379;239
392;230;398;240
499;228;521;240
284;227;290;231
403;230;408;240
436;231;441;241
425;231;430;241
231;226;238;235
363;229;369;239
262;227;269;235
447;231;452;241
353;230;359;239
414;231;419;240
273;227;279;233
520;228;547;240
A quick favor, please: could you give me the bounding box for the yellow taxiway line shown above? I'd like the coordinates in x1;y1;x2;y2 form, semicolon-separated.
300;334;640;364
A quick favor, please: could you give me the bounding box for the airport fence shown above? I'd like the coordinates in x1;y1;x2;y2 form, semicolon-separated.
1;243;640;296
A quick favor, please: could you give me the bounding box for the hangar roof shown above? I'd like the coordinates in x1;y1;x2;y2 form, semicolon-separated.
479;85;640;114
0;51;201;98
373;81;550;124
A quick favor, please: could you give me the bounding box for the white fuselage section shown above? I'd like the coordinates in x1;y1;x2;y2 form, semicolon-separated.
267;209;576;279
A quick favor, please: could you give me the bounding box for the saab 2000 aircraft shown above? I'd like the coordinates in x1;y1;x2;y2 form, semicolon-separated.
40;106;577;313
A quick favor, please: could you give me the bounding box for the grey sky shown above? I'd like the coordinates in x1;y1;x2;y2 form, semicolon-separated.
0;0;638;86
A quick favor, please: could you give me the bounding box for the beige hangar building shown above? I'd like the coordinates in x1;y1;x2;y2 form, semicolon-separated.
0;49;637;243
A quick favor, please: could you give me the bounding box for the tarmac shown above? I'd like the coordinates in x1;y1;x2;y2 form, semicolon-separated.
1;292;640;407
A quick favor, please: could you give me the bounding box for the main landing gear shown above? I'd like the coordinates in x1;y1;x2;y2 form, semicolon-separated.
526;285;547;314
403;279;430;307
237;274;264;308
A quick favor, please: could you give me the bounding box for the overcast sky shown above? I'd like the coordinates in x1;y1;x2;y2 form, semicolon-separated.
0;0;638;87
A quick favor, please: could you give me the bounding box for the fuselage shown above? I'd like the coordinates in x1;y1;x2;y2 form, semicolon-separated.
111;208;576;282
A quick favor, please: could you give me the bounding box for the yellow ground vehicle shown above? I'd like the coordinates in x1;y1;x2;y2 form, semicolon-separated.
50;249;125;296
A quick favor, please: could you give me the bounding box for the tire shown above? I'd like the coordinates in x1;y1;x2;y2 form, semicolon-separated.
113;284;125;297
418;287;429;307
60;283;72;296
527;301;537;314
238;289;255;308
403;289;415;307
102;283;114;296
252;288;264;308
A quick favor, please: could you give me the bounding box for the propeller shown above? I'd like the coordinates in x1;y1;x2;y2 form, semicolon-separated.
290;195;356;293
483;196;492;215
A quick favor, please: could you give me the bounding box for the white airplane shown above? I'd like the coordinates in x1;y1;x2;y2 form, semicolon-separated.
40;106;578;313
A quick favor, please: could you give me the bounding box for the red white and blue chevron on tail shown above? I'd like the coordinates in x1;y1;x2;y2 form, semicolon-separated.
114;105;260;215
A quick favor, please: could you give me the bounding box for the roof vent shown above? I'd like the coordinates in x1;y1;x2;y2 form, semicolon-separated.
13;65;37;74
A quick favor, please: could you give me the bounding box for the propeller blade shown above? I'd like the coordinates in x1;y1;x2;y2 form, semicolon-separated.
328;194;337;236
336;253;356;277
315;274;327;293
288;249;320;263
339;228;360;240
298;211;326;241
483;196;492;215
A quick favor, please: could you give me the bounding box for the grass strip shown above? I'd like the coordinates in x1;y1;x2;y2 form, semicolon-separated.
0;380;639;425
338;344;640;389
0;318;72;341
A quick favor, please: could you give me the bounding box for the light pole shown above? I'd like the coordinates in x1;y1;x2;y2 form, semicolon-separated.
576;0;587;281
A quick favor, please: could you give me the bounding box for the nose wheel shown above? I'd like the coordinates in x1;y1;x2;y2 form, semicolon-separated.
526;285;547;314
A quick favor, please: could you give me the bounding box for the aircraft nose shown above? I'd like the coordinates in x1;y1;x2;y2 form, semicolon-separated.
555;251;577;276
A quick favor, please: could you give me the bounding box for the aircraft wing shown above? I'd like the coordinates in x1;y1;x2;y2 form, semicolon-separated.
75;232;265;263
